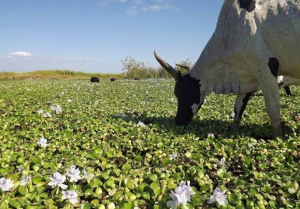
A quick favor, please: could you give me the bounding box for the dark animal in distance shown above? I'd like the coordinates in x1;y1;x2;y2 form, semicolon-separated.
90;77;99;82
110;78;117;81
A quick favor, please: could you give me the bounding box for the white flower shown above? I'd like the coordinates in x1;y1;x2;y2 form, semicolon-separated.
230;112;235;119
17;166;24;172
207;133;215;138
50;105;56;111
67;99;72;103
138;121;146;127
61;91;65;95
37;109;44;114
82;169;94;181
67;165;81;182
62;190;79;205
170;97;175;103
217;157;226;169
208;187;228;206
0;177;14;191
55;105;62;114
141;101;146;105
20;175;30;186
48;172;68;190
43;112;51;117
169;152;178;160
37;137;48;148
167;181;195;209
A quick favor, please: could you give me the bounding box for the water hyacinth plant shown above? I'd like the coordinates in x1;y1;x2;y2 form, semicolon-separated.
0;79;299;208
67;165;81;182
0;177;14;192
208;187;228;206
36;136;48;148
167;181;195;209
48;172;68;190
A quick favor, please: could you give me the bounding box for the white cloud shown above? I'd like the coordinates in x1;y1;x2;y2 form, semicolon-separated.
127;6;140;15
98;0;177;14
8;52;33;57
149;5;161;10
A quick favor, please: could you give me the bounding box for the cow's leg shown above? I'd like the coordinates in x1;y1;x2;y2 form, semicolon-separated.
257;58;282;138
284;86;291;96
230;92;253;132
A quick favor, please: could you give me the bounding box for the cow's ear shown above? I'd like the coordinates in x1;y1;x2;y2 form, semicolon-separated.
247;0;256;12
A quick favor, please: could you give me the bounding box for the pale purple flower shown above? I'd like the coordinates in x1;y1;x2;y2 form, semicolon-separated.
0;177;14;191
217;157;226;169
17;166;24;172
167;181;195;209
62;190;79;204
43;112;51;117
67;165;81;182
20;175;30;186
37;109;44;114
48;172;68;190
55;105;62;114
37;137;48;148
207;133;215;138
208;187;228;206
138;121;146;127
169;152;178;160
81;169;94;181
50;105;56;111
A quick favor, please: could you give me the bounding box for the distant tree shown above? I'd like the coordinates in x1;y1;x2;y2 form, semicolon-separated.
175;58;193;74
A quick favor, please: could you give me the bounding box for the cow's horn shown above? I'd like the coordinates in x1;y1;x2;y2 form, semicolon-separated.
154;51;178;78
175;63;191;71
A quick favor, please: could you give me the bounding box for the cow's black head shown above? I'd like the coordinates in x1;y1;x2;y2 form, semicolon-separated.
154;51;203;126
174;72;202;125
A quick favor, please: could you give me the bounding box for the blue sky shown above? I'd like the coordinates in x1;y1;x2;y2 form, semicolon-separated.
1;0;223;73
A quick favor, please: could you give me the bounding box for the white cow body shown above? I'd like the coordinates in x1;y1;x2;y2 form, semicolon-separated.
155;0;300;138
190;0;300;137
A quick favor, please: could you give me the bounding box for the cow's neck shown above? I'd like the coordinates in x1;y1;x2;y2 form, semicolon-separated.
189;59;241;95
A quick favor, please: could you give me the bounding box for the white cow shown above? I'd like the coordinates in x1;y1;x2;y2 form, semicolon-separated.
278;76;300;96
155;0;300;138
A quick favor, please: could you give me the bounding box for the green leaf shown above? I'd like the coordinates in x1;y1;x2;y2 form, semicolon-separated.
9;200;21;209
122;202;134;209
149;174;157;182
32;156;42;164
161;158;170;165
269;201;276;208
134;155;143;161
80;203;91;209
228;193;240;204
18;186;27;196
32;176;43;184
288;187;296;194
263;185;272;193
249;187;258;196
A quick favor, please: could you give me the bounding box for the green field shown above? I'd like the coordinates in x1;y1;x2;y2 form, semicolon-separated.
0;79;299;209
